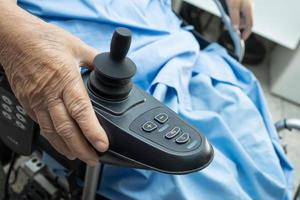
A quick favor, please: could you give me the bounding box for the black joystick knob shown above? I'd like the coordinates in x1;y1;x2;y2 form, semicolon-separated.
89;27;137;100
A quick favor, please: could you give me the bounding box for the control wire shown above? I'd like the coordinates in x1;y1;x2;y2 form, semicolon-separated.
4;152;16;200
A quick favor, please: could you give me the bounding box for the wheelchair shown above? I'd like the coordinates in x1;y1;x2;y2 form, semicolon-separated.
1;0;300;199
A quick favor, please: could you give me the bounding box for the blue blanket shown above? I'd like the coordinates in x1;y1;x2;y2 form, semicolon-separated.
18;0;294;199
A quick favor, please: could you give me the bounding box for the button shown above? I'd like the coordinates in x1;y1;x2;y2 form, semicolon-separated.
16;113;26;123
176;133;190;144
165;127;181;139
16;105;26;115
1;103;12;113
16;121;26;130
2;110;12;120
1;95;12;105
154;113;168;124
142;121;157;132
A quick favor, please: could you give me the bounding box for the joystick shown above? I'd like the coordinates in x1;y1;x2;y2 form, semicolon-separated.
89;28;136;100
0;28;214;174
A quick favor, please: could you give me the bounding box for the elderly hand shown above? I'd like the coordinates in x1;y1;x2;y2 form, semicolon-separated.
0;2;109;166
226;0;253;40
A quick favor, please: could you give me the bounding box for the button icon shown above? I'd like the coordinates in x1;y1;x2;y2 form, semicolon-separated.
142;121;157;132
176;133;190;144
165;127;181;139
16;121;26;130
16;113;26;123
2;110;12;120
1;95;12;105
154;113;168;124
16;105;26;115
2;103;12;113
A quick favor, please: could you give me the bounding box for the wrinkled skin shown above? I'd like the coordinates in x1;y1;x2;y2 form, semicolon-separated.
226;0;254;39
0;2;109;166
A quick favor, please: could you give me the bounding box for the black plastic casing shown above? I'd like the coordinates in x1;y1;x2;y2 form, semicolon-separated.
84;72;214;174
0;70;39;156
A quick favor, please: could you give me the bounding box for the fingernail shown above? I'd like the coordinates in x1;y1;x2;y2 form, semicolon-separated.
67;156;76;160
95;141;109;152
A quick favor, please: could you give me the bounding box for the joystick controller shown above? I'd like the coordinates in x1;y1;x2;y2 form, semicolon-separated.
0;28;214;174
82;28;214;174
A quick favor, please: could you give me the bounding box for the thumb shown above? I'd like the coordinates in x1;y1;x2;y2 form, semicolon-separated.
78;43;99;70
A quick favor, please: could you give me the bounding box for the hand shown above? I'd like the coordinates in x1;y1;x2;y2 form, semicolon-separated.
226;0;254;40
0;4;109;166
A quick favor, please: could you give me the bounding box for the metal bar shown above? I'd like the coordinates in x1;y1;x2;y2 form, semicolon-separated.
82;163;101;200
275;118;300;132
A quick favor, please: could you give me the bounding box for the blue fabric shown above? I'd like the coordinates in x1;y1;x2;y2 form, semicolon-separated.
18;0;294;199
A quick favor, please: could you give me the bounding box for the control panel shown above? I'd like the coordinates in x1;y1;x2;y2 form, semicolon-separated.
130;107;202;152
1;90;29;131
0;75;37;155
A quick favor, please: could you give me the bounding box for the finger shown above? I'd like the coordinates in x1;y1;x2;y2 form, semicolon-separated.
227;0;241;30
48;99;99;166
241;1;253;40
63;79;109;153
35;110;76;160
79;43;99;70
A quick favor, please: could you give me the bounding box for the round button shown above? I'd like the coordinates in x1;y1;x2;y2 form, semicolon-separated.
142;121;157;132
1;95;12;105
2;110;12;120
175;133;190;144
16;121;26;130
165;127;181;139
1;103;12;113
16;113;26;123
154;113;169;124
16;105;26;115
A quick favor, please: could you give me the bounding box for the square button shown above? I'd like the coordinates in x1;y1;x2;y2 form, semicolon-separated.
16;113;27;123
2;103;12;113
1;95;12;105
2;110;12;121
16;120;26;130
154;113;168;124
142;121;157;132
16;105;26;115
